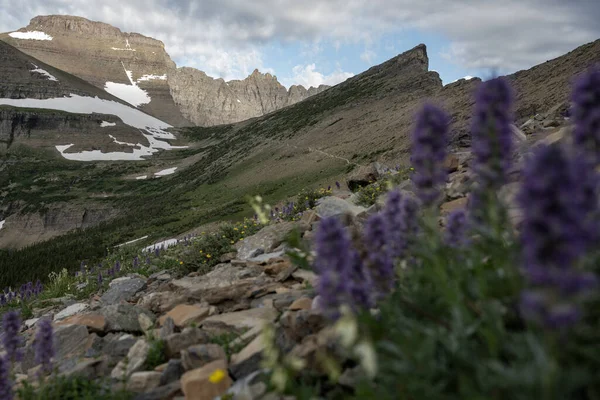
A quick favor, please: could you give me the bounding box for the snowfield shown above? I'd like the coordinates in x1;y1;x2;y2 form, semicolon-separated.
142;238;178;253
30;64;58;81
137;74;167;82
100;121;117;127
0;94;187;161
0;220;5;230
154;167;177;177
104;62;151;107
9;31;53;40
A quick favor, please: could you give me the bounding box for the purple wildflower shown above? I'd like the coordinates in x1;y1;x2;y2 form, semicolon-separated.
444;209;469;248
115;261;121;273
363;213;395;296
314;217;373;319
517;144;598;329
571;67;600;162
471;77;514;190
335;181;341;189
2;311;23;364
410;104;450;207
0;355;12;400
383;190;420;258
0;295;5;307
97;272;103;286
34;318;54;375
133;256;139;268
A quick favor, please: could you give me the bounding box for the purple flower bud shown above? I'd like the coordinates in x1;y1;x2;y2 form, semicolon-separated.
0;355;13;400
97;272;103;286
383;190;420;258
0;295;5;306
444;209;469;248
314;217;373;319
115;261;121;273
2;311;23;364
518;144;599;329
410;104;450;207
363;213;395;296
471;77;514;190
335;181;341;189
133;256;139;268
571;67;600;162
34;318;54;375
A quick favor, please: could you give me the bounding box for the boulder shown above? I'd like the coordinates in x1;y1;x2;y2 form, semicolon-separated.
100;277;146;305
180;359;232;400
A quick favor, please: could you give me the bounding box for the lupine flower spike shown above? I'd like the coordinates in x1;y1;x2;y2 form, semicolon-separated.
410;104;450;207
444;209;470;248
0;355;12;400
363;213;395;297
34;318;55;375
571;67;600;163
2;311;23;365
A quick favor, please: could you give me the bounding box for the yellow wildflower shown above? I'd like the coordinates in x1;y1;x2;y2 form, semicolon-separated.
234;227;238;231
206;254;212;259
179;261;184;265
209;369;226;384
230;240;235;244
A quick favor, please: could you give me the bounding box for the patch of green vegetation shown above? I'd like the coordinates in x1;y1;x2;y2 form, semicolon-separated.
355;168;412;207
208;331;249;360
144;337;167;370
17;375;133;400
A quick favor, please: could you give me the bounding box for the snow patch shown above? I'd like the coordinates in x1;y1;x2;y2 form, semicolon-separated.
0;94;187;161
30;64;57;81
137;74;167;82
142;238;178;253
109;134;137;147
237;99;241;103
111;38;136;51
104;62;151;106
0;220;5;230
116;235;149;247
9;31;52;40
135;175;148;180
100;121;116;127
154;167;177;177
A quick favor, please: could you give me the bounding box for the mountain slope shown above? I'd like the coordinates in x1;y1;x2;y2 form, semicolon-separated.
1;15;331;127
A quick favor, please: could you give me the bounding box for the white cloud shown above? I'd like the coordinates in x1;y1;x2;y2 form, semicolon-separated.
283;63;353;88
360;49;376;64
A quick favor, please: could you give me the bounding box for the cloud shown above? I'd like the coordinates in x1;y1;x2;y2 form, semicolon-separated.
2;0;599;81
283;64;353;88
360;49;376;64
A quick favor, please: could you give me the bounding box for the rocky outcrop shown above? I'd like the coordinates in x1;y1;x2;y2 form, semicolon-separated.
168;68;329;126
1;15;190;127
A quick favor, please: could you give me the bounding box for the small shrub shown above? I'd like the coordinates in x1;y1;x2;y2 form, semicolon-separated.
145;338;167;370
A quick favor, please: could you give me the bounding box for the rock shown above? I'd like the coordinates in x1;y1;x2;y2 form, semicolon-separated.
59;357;108;379
180;359;232;400
160;317;176;339
219;252;237;263
101;304;156;333
138;291;188;314
138;313;155;333
440;197;468;215
444;154;460;173
101;277;146;305
347;164;379;191
300;210;319;225
222;370;268;399
234;221;308;260
24;318;39;329
127;371;162;393
200;308;279;336
160;359;185;385
291;270;318;287
288;297;313;311
181;344;227;371
279;310;327;344
315;197;367;219
268;291;314;312
159;304;210;328
248;251;285;264
165;327;210;358
111;339;150;380
57;313;106;333
107;334;139;359
230;335;266;379
54;303;89;321
132;381;182;400
22;324;92;371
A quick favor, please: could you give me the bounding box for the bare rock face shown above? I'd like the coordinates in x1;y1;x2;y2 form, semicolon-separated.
1;15;190;127
168;68;330;126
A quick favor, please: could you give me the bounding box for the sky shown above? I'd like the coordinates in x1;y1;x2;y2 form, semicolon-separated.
1;0;600;89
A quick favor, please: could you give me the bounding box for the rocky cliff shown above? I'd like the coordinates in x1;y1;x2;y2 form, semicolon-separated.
2;15;332;128
169;68;329;126
0;15;190;127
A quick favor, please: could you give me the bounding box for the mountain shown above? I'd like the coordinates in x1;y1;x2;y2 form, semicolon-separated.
1;15;330;127
168;68;329;126
1;37;599;257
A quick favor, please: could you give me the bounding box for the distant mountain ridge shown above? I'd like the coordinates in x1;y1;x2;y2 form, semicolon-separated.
0;15;330;127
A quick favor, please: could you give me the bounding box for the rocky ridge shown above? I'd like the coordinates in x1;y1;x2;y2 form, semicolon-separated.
4;106;570;398
1;15;331;127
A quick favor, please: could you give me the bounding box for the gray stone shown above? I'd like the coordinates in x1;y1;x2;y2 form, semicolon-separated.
200;308;279;336
111;339;150;380
181;344;227;371
60;357;108;379
53;303;89;321
100;277;146;305
159;317;176;339
221;370;268;399
100;304;156;333
22;323;91;371
315;196;367;219
234;221;308;260
347;163;380;191
159;359;184;385
132;381;182;400
127;371;162;393
165;327;210;358
247;250;285;264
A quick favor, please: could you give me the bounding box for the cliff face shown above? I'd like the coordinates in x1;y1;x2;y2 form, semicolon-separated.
1;15;190;126
168;68;330;126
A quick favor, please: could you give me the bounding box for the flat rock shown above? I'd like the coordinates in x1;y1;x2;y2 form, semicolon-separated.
132;381;182;400
247;251;285;264
57;313;106;332
137;291;187;314
165;327;210;358
230;335;266;379
111;339;150;380
100;304;156;333
181;344;227;371
159;359;185;385
158;304;210;328
200;308;279;335
288;297;313;311
54;303;89;321
101;277;146;305
315;197;367;219
234;221;308;260
128;371;162;393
